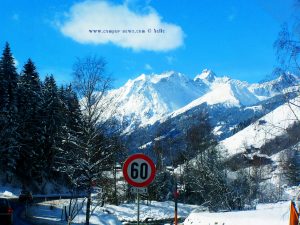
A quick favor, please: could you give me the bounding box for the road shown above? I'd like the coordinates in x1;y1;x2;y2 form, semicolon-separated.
10;201;32;225
9;195;79;225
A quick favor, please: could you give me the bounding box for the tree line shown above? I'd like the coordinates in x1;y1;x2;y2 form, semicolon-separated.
0;42;124;194
0;42;128;224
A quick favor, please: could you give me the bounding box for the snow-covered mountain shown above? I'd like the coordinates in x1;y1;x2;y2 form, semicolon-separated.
194;69;260;106
106;71;206;132
249;72;300;100
176;71;300;115
98;69;300;184
104;69;300;134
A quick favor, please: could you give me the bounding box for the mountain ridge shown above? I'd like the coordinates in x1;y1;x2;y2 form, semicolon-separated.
104;69;300;134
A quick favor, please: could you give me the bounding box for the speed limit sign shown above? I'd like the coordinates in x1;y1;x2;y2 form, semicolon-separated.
123;154;156;187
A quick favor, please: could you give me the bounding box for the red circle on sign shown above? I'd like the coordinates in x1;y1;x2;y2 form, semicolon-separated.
123;154;156;187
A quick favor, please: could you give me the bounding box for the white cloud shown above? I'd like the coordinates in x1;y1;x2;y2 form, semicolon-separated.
145;63;153;70
58;0;184;51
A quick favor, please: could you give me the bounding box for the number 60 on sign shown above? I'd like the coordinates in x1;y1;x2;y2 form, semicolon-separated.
123;154;156;187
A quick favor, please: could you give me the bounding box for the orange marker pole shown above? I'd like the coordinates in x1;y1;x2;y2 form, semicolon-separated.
289;201;299;225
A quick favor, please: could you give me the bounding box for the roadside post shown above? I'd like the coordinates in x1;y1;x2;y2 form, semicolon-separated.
174;182;179;225
167;166;179;225
123;154;156;225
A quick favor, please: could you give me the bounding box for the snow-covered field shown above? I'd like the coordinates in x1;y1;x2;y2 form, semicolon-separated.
184;201;292;225
0;184;298;225
27;199;203;225
27;200;298;225
0;186;20;198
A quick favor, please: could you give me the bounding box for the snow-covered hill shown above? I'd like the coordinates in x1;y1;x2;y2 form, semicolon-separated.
184;201;291;225
219;96;300;156
214;96;300;186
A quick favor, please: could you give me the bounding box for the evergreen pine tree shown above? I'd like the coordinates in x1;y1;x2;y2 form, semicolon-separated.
55;84;83;186
40;75;64;180
0;42;19;183
17;59;44;185
62;84;82;134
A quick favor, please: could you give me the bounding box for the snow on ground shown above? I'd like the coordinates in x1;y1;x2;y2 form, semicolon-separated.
219;96;300;156
213;125;223;136
104;201;202;222
27;199;203;225
0;185;20;198
28;199;300;225
184;201;291;225
27;201;121;225
1;184;297;225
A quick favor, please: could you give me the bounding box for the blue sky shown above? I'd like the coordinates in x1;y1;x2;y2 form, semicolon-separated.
0;0;295;87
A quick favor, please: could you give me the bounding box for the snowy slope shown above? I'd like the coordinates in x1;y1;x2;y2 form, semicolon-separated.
219;96;300;156
194;70;259;106
171;80;259;118
105;71;206;132
0;186;20;198
184;201;291;225
171;72;300;119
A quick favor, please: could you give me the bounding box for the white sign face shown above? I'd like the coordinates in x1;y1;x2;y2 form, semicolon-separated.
126;158;152;183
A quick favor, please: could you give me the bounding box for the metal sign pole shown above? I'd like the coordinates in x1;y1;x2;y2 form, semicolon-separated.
137;192;140;225
174;176;178;225
123;154;156;225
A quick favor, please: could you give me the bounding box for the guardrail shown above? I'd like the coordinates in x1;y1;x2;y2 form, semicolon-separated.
32;194;85;198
